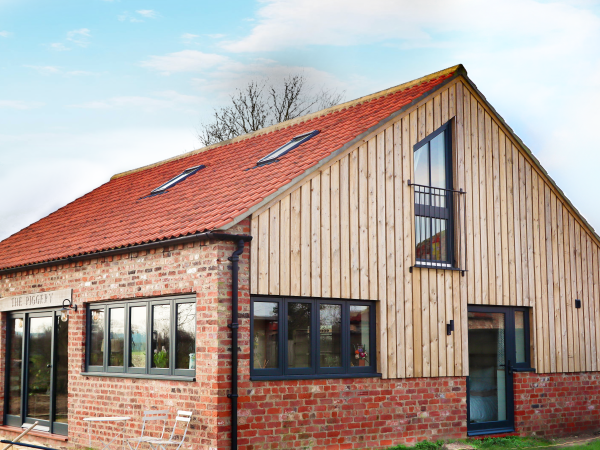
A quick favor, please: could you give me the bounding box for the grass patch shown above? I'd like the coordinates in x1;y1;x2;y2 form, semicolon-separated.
388;436;600;450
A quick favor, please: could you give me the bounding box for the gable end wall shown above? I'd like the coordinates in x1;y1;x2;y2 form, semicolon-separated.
249;77;600;379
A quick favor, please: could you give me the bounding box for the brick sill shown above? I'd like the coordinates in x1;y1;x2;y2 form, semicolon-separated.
0;425;68;442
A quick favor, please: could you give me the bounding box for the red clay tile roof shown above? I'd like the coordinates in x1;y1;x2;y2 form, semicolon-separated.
0;66;459;270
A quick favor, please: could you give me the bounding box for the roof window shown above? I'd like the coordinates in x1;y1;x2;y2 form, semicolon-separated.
151;165;205;194
257;130;319;166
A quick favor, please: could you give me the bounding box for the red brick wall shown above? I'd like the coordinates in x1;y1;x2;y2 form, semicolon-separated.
514;372;600;437
234;377;467;450
0;220;250;450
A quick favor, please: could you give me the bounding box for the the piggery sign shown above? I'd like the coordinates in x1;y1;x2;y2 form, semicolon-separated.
0;288;72;312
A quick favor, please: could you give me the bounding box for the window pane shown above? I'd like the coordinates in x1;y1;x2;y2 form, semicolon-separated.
27;317;52;421
288;302;311;368
414;143;429;186
319;304;342;368
130;306;147;368
430;218;447;262
253;302;279;369
55;315;68;423
416;216;432;260
176;303;196;370
350;305;371;367
430;131;446;189
468;311;507;422
515;311;526;364
109;308;125;366
7;318;23;416
152;305;170;368
90;309;105;366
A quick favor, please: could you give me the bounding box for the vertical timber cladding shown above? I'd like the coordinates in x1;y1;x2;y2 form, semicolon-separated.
250;77;600;378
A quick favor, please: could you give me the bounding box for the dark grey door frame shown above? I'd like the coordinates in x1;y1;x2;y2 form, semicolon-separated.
467;305;531;436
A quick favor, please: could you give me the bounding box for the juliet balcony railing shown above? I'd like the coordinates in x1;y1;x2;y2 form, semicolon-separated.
408;181;467;275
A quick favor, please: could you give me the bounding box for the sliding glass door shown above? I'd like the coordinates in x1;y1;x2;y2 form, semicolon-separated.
4;310;68;435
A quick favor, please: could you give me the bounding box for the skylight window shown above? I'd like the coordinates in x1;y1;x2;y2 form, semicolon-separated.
257;130;319;166
151;165;205;194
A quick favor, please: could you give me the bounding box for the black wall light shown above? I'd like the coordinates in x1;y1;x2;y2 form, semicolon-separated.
575;299;582;309
60;298;78;322
447;320;454;336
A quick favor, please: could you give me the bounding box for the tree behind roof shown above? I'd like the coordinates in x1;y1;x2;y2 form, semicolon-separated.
199;75;344;146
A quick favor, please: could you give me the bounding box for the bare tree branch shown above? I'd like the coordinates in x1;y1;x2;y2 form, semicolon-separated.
199;75;345;146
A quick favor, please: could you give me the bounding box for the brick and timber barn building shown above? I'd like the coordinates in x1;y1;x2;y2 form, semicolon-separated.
1;64;600;450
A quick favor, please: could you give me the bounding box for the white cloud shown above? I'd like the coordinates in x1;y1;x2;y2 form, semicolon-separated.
223;0;600;52
0;31;12;37
66;28;91;47
0;100;45;110
49;42;70;51
69;90;202;113
118;11;143;22
24;65;61;75
140;50;230;75
207;33;226;39
136;9;157;18
181;33;199;43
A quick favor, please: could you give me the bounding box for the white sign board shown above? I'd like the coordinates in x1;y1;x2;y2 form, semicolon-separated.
0;288;72;312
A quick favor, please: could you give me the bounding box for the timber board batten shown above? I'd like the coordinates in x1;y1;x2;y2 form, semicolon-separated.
250;77;600;379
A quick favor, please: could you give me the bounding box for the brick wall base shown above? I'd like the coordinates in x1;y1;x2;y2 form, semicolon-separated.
514;372;600;437
236;377;467;450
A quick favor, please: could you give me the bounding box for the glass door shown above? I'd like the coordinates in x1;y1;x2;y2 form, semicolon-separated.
467;306;531;435
467;307;512;435
26;315;53;428
4;310;68;435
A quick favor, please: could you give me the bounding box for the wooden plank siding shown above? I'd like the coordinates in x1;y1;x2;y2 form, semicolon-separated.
249;78;600;378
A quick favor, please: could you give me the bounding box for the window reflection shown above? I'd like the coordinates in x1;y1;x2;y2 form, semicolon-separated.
7;318;23;416
253;302;279;369
55;315;68;423
515;311;526;364
468;311;507;423
430;131;446;190
27;317;52;421
319;304;342;367
350;305;370;367
90;309;104;366
109;308;125;366
152;305;170;369
130;306;147;368
288;302;311;368
176;303;196;370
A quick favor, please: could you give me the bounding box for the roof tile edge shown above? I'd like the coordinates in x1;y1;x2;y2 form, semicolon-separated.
110;64;465;180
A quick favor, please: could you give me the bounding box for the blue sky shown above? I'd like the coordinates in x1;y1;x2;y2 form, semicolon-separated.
2;0;600;240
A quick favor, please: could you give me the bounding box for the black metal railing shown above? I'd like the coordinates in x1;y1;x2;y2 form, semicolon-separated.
0;441;58;450
408;181;467;274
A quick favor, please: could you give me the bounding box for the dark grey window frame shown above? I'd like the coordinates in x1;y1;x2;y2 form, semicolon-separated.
84;295;196;379
4;308;69;436
250;296;378;381
412;120;456;268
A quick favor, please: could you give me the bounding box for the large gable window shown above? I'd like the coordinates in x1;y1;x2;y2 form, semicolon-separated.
411;121;460;269
251;297;377;380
